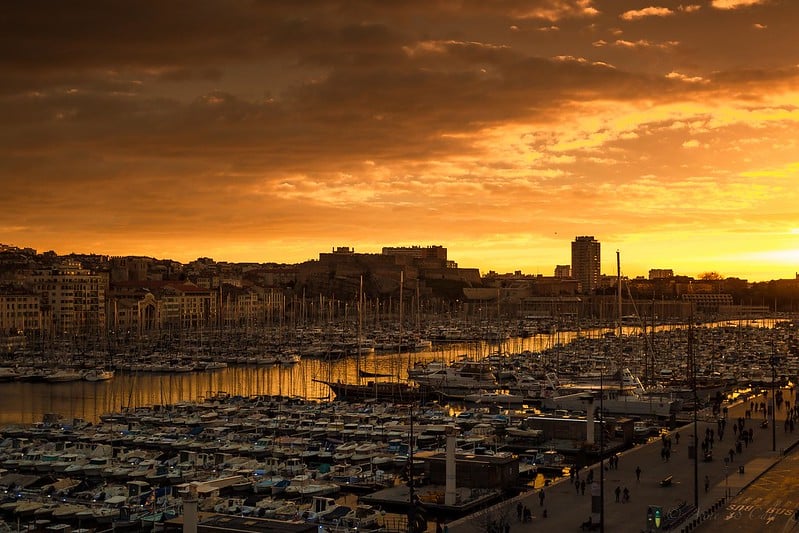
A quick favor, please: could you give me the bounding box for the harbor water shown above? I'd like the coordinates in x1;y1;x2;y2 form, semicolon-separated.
0;319;778;425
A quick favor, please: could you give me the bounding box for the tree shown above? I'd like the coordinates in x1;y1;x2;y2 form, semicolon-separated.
697;272;724;280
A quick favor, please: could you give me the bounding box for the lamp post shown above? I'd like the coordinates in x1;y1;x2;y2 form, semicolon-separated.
724;464;729;499
599;366;605;533
770;341;778;452
408;404;416;533
690;319;699;511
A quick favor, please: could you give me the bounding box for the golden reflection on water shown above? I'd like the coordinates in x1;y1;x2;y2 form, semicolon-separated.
0;347;465;425
0;320;771;425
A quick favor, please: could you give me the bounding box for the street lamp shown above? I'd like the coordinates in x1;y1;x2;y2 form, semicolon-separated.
599;365;605;533
770;341;779;453
690;319;699;511
408;404;416;533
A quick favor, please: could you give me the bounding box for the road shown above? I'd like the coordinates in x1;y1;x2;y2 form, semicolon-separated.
696;435;799;532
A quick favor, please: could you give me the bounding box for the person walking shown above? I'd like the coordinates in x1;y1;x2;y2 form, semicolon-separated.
516;502;522;522
581;480;586;496
622;487;630;503
635;465;642;482
615;485;621;503
539;489;545;507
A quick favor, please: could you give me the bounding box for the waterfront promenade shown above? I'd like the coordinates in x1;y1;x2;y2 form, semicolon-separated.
447;389;799;533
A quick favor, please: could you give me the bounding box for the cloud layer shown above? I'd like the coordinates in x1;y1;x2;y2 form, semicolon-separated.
1;0;798;279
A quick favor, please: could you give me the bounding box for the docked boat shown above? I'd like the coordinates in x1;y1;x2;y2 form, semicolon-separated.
313;379;427;403
464;390;525;405
543;368;682;418
410;359;500;398
524;448;567;476
43;369;84;383
84;369;115;382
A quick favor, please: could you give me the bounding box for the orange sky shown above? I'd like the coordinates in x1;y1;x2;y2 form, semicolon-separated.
1;0;798;281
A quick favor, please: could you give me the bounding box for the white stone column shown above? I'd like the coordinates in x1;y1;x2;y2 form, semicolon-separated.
183;485;198;533
586;402;596;445
445;425;458;505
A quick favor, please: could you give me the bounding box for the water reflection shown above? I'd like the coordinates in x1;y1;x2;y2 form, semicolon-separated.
0;319;776;425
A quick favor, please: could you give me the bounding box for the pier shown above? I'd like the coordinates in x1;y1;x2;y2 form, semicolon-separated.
445;389;799;533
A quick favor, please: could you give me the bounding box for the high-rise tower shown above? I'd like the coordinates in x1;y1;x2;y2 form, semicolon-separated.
571;236;600;293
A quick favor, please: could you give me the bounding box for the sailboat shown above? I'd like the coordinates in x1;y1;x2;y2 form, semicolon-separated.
315;273;429;403
542;251;682;417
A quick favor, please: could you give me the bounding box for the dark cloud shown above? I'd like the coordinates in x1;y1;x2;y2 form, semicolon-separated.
1;0;798;276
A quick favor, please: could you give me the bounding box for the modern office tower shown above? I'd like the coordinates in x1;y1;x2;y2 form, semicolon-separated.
571;236;601;294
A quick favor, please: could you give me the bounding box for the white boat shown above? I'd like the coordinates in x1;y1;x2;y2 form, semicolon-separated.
84;369;115;382
296;481;340;497
43;370;84;383
544;368;681;417
464;390;525;405
299;496;347;523
342;504;385;529
0;367;18;382
410;359;499;396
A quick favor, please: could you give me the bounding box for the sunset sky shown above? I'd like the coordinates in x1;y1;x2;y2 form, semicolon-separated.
2;0;798;281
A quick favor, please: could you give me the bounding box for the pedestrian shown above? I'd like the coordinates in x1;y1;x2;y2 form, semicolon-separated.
581;480;586;496
516;502;522;521
622;487;630;503
665;448;670;462
704;475;710;493
542;509;547;519
675;432;680;445
539;489;545;507
615;485;621;503
523;507;531;523
635;465;641;482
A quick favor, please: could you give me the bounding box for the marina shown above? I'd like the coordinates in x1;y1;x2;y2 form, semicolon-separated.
0;318;797;532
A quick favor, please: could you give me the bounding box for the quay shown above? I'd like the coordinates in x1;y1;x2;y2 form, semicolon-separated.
446;389;799;533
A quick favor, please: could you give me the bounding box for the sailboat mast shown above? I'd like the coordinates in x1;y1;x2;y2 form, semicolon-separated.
357;275;363;386
617;250;622;340
400;271;406;370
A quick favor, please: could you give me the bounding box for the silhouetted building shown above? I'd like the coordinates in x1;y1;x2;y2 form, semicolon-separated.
649;269;674;280
554;265;571;278
571;236;600;294
0;284;40;335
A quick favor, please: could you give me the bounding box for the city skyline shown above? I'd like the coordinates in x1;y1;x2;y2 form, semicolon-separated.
2;1;799;281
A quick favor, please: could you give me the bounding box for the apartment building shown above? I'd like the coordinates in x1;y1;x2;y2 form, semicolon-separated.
28;261;107;337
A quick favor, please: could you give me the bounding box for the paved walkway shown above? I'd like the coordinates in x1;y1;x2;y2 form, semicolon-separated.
447;388;799;533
